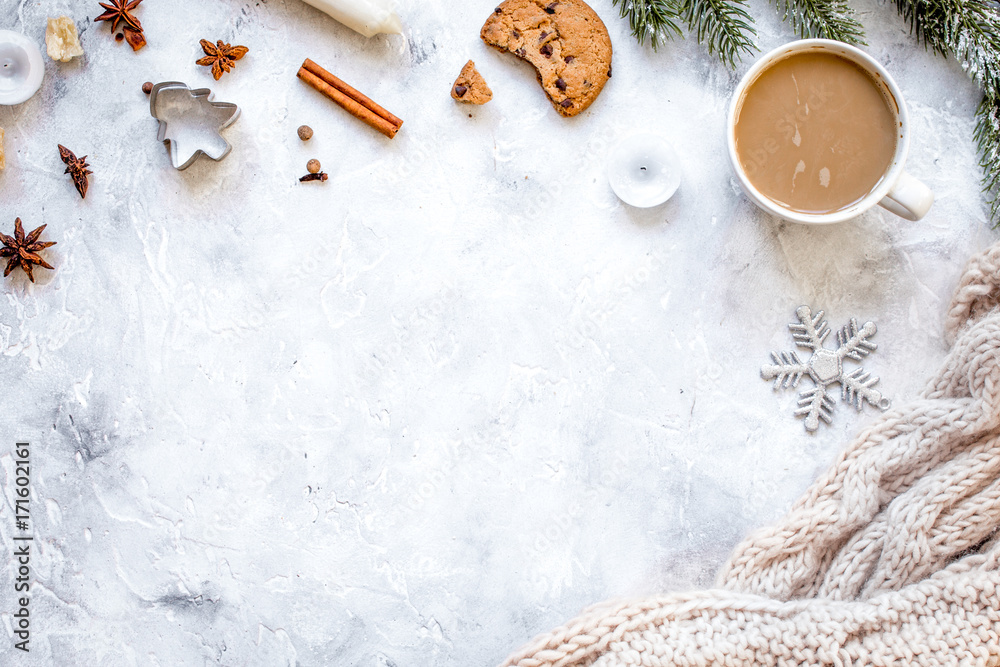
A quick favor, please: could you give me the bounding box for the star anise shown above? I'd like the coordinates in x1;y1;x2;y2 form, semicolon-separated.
197;40;249;81
0;219;56;283
94;0;146;51
58;145;93;200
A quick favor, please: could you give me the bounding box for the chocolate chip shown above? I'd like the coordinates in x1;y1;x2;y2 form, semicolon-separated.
454;85;468;97
516;47;526;57
495;6;502;13
512;29;520;39
539;31;548;40
545;2;558;13
540;44;553;57
607;67;612;77
564;55;575;63
560;99;573;108
555;77;567;91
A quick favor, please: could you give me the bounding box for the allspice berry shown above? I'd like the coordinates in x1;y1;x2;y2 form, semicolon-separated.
142;81;153;94
297;125;314;141
307;159;321;174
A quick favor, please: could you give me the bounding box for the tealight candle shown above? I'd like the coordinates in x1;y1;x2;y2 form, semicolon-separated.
0;31;44;106
607;133;681;208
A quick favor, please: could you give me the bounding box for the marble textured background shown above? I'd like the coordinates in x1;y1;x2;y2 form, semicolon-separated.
0;0;996;665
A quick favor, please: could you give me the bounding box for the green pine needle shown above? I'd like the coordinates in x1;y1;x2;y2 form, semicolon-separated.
895;0;1000;224
773;0;866;44
678;0;758;68
975;95;1000;210
612;0;683;51
614;0;757;67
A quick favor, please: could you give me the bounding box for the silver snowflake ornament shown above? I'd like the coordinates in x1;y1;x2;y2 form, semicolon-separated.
762;306;891;431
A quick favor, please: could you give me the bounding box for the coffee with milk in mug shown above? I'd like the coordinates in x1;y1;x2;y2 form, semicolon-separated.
733;51;898;215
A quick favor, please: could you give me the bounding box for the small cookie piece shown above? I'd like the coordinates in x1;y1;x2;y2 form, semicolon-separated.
452;60;493;105
481;0;612;117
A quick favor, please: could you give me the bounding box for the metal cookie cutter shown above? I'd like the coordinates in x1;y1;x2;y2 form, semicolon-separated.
149;82;240;170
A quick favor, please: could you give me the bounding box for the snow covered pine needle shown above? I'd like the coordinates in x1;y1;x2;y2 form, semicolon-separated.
894;0;1000;225
613;0;756;66
772;0;865;44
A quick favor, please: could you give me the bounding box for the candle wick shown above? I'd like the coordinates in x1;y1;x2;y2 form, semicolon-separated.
640;166;647;171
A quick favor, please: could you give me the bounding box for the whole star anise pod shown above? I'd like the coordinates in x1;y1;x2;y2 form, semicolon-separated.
197;40;249;81
94;0;146;51
0;219;56;283
58;145;93;199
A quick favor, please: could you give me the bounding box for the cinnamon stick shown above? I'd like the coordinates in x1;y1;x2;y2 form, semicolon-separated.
297;59;403;139
303;59;403;128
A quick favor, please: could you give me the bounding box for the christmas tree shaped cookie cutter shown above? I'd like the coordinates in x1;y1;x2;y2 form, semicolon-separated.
148;82;240;170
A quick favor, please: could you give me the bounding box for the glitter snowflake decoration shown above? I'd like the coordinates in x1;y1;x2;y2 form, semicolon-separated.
761;306;890;431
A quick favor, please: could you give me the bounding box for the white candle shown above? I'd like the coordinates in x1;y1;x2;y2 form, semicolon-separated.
607;133;681;208
0;31;44;106
300;0;403;38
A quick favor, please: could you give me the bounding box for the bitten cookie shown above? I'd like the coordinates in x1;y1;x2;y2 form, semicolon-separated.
480;0;612;117
452;60;493;104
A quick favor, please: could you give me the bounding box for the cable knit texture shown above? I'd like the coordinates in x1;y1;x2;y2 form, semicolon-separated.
499;243;1000;667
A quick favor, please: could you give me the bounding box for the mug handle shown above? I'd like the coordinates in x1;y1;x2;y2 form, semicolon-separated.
878;171;934;221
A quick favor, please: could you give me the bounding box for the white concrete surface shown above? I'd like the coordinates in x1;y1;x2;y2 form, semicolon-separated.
0;0;995;664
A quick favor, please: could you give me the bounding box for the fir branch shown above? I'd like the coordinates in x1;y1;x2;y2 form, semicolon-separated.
772;0;866;44
895;0;1000;222
975;95;1000;220
613;0;756;66
678;0;758;68
611;0;683;51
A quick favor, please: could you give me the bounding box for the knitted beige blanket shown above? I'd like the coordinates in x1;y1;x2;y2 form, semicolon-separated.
500;243;1000;667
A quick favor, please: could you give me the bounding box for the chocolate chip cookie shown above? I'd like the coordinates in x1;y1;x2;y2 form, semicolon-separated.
452;60;493;104
480;0;612;117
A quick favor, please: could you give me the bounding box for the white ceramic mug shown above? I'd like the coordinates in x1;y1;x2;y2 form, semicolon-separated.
727;39;934;224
